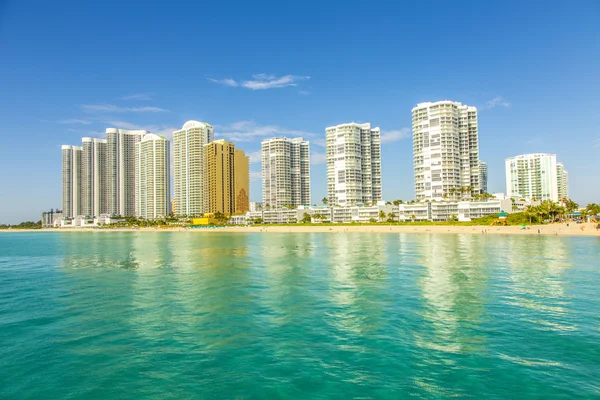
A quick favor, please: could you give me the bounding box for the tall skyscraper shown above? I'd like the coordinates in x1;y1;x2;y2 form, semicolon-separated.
173;120;214;216
62;145;82;218
505;153;560;201
412;101;481;201
106;128;148;216
325;122;382;206
135;134;170;219
204;139;250;215
479;161;488;194
81;137;108;217
261;137;310;208
556;162;569;200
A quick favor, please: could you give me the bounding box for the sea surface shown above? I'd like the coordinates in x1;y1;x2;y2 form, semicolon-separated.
0;232;599;399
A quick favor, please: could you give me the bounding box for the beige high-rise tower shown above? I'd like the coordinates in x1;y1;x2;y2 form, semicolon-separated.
204;139;249;215
173;121;214;216
135;134;170;219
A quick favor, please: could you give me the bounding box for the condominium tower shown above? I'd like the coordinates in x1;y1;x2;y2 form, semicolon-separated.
412;101;481;201
556;162;569;200
261;137;310;208
479;161;488;194
106;128;148;216
81;137;108;217
173;121;214;216
325;122;382;206
135;134;170;219
62;145;82;218
505;153;562;201
204;139;250;215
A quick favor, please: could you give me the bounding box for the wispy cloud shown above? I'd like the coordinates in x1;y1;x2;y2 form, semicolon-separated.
208;74;310;90
55;118;93;125
484;96;511;109
121;93;154;101
380;128;411;143
215;120;316;143
250;171;262;180
299;90;310;96
247;151;262;164
311;152;326;165
81;103;169;113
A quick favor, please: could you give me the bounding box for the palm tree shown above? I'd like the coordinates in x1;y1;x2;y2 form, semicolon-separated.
322;197;328;206
411;214;416;222
378;210;386;222
387;212;397;222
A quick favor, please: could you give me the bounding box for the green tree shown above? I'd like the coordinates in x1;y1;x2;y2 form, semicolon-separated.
378;210;386;222
301;212;311;224
322;197;328;206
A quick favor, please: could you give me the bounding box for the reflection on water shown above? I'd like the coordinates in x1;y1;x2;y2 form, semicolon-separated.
34;232;600;398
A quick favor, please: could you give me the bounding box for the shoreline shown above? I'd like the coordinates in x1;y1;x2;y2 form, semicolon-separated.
2;223;599;237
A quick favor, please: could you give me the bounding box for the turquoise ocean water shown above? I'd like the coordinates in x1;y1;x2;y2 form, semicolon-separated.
0;232;599;399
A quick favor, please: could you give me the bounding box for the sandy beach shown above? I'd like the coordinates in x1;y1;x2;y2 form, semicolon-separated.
5;223;600;236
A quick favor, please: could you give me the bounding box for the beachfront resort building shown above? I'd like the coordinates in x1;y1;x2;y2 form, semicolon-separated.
412;101;482;201
135;134;170;219
204;139;250;215
261;137;310;208
479;161;488;193
325;122;382;206
81;137;108;218
173;121;214;216
505;153;567;202
106;128;149;217
62;145;83;218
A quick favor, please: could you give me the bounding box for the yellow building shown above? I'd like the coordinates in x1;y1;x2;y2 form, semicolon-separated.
204;139;249;215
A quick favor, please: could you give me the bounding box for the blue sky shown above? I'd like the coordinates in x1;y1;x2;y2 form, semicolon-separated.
0;1;599;223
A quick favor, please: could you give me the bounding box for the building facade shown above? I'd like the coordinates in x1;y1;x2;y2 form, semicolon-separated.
479;161;488;194
173;121;214;216
41;209;63;228
204;139;250;215
62;145;82;218
106;128;148;216
135;134;170;219
325;122;382;206
81;137;108;218
261;137;310;208
505;153;559;201
556;162;569;200
412;101;481;201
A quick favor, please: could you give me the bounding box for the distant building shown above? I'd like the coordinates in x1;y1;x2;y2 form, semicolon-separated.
135;134;170;219
249;201;262;212
261;137;310;208
106;128;148;216
62;145;83;218
204;139;250;215
505;153;564;202
81;137;108;218
412;101;481;201
173;121;214;216
479;161;488;193
325;122;382;206
41;209;63;228
556;162;569;200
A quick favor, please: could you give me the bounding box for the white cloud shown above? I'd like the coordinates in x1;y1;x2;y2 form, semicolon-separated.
207;78;239;87
208;74;310;90
81;103;169;113
247;151;262;164
56;118;93;125
485;96;511;109
121;93;154;101
299;90;310;96
380;128;410;143
250;171;262;180
214;120;315;143
311;152;326;165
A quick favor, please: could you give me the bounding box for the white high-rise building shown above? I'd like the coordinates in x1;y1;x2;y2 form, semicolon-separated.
135;134;170;219
261;137;310;208
556;162;569;200
106;128;148;216
173;121;214;216
81;137;108;217
412;101;481;201
505;153;560;201
479;161;488;194
325;122;382;206
62;145;83;218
